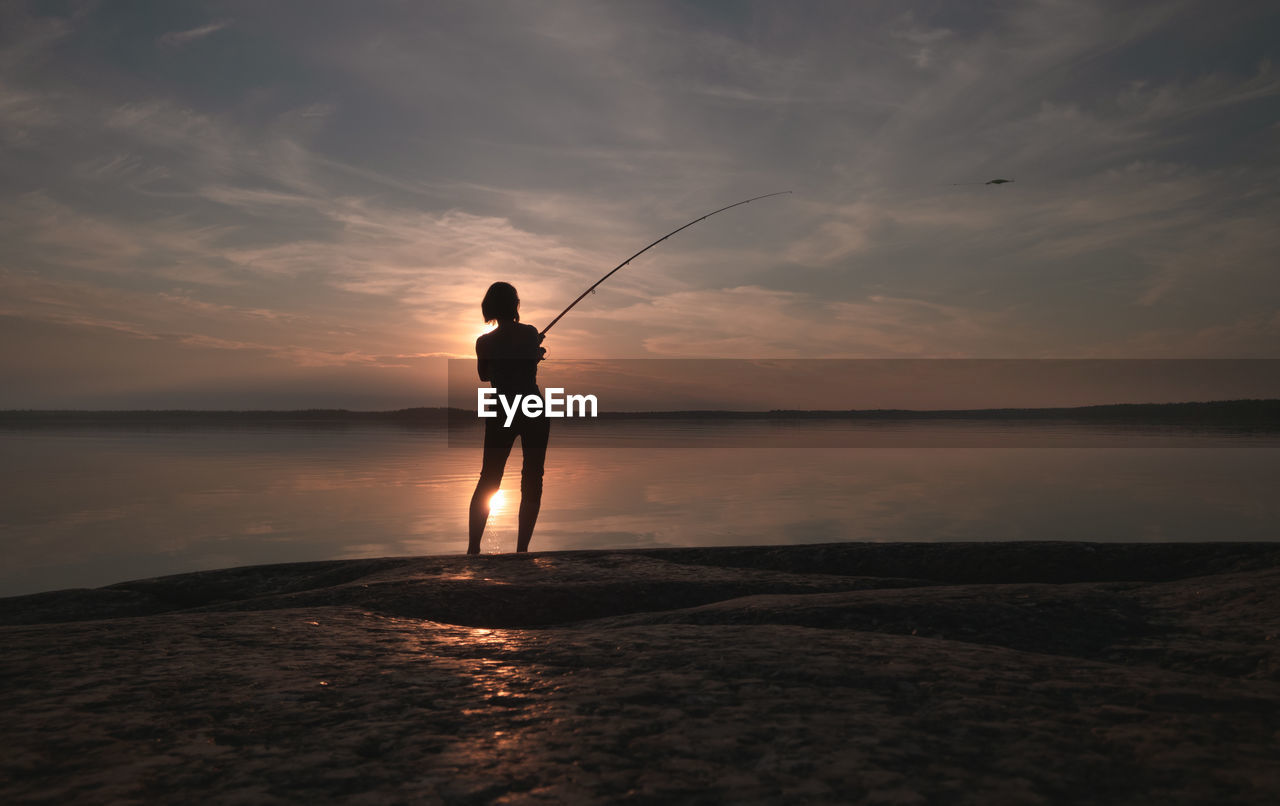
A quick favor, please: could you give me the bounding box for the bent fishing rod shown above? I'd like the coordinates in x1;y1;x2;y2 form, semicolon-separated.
539;190;792;337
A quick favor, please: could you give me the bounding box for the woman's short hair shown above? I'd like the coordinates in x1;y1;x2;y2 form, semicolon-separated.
481;282;520;323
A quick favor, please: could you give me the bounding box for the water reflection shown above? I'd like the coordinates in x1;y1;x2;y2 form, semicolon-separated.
428;626;537;722
0;423;1277;596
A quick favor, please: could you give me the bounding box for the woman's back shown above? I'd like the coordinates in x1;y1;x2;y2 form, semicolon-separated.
477;322;541;396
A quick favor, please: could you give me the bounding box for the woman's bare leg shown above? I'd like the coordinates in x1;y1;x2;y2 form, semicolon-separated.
516;417;550;552
469;419;517;554
468;480;499;554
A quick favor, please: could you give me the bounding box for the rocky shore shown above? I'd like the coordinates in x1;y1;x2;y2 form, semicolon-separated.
3;542;1279;804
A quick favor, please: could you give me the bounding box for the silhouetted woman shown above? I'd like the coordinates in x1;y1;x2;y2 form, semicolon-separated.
468;282;549;554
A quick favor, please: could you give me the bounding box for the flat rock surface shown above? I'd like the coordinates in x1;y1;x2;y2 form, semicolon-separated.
2;542;1279;804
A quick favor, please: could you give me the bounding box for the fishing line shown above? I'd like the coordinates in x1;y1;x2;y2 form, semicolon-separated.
540;191;793;337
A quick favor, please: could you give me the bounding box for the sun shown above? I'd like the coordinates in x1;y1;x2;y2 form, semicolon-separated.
488;489;505;512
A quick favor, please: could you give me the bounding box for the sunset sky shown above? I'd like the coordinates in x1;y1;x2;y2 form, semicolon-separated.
2;1;1278;409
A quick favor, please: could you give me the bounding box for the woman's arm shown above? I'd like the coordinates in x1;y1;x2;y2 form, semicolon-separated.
524;323;547;361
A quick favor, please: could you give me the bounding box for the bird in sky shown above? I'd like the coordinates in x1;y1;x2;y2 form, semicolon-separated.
950;178;1015;185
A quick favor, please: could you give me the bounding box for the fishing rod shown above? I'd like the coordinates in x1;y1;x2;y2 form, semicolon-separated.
539;190;792;337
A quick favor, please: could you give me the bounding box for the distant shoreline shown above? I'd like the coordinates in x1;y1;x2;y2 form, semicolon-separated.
0;399;1277;427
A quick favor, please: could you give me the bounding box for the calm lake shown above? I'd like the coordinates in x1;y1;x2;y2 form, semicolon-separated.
2;419;1278;597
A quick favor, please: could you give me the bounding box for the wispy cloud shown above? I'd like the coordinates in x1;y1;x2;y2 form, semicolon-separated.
893;12;953;69
607;286;1012;358
157;20;231;48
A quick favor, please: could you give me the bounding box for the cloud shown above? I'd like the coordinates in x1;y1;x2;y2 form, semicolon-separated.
157;20;231;48
893;12;953;69
1101;311;1280;358
0;81;60;144
605;285;1010;358
1115;58;1280;124
2;0;1278;407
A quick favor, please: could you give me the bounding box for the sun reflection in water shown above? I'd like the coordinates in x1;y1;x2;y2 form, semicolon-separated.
484;490;508;554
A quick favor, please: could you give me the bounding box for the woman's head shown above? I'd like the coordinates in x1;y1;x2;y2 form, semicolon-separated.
481;282;520;323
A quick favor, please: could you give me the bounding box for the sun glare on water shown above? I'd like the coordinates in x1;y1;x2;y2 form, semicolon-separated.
484;489;507;554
